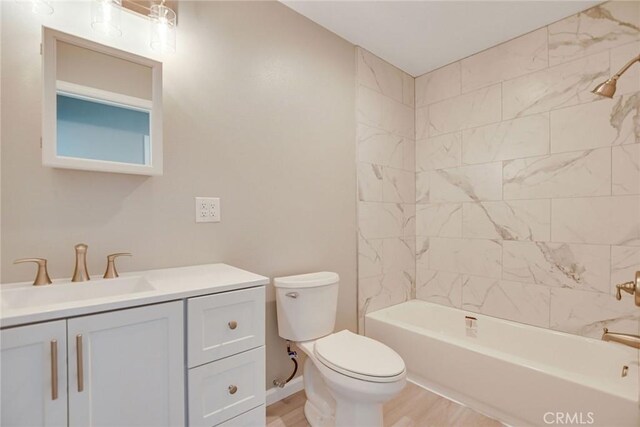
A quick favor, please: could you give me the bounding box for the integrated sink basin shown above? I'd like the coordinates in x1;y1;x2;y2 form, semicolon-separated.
0;276;155;311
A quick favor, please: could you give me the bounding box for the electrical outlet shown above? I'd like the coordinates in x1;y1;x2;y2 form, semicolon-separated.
195;197;220;223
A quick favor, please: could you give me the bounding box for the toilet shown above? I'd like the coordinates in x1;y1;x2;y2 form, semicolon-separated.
274;272;406;427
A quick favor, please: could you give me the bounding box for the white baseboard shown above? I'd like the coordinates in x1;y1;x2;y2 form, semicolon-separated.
266;376;304;406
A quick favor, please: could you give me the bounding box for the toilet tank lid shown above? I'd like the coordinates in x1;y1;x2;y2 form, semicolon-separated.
273;272;339;289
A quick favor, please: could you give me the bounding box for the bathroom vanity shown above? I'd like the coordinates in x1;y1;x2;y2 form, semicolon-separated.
0;264;268;427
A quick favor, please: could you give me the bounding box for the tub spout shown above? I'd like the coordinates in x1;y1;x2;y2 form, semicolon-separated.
601;328;640;349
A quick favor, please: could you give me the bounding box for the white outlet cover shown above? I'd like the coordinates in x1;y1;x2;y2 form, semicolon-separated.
195;197;220;223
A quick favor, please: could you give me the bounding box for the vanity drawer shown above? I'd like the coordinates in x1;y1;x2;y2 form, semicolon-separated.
188;286;265;367
188;346;265;427
217;405;265;427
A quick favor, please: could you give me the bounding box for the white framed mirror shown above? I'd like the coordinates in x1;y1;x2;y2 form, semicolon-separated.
42;27;163;175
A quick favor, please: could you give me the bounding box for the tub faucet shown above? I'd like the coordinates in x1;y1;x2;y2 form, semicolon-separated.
601;328;640;350
72;243;90;282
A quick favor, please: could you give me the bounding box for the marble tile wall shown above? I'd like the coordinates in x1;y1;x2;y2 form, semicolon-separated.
414;1;640;339
356;47;416;332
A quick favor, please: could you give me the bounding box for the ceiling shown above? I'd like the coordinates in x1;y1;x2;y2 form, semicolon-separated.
281;0;602;77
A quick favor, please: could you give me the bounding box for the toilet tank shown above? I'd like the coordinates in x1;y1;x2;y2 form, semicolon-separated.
273;272;339;342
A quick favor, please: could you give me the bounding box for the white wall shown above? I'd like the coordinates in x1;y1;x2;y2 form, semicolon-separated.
1;0;357;385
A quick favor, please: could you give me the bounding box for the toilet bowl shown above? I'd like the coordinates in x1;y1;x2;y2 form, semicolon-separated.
274;272;406;427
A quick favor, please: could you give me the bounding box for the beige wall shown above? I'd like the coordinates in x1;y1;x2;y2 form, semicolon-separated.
1;1;357;385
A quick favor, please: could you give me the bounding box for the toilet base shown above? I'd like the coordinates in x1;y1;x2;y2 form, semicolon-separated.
300;353;402;427
331;391;383;427
304;396;383;427
303;356;336;427
304;399;334;427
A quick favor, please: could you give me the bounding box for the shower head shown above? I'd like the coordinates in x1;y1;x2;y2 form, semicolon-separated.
591;78;617;98
592;54;640;98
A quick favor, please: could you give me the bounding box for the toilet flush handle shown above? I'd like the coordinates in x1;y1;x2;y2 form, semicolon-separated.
285;292;299;299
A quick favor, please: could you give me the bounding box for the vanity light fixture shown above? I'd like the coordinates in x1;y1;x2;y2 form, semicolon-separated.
149;0;177;52
89;0;177;51
15;0;54;15
592;53;640;98
91;0;123;38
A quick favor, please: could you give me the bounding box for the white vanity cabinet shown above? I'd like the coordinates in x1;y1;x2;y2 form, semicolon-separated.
1;302;184;427
67;301;184;426
187;287;266;426
0;320;67;427
0;264;268;427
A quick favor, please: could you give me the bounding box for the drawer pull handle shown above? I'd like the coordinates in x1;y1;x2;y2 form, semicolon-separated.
228;385;238;395
285;292;298;299
228;320;238;330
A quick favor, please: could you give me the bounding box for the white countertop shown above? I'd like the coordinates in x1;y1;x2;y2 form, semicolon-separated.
0;263;269;328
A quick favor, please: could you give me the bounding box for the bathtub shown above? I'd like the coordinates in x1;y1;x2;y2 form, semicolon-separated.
365;300;639;427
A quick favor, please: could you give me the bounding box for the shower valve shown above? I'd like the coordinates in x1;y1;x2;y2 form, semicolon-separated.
615;271;640;307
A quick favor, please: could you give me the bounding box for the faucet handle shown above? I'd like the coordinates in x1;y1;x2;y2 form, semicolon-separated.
615;281;635;300
615;271;640;307
14;258;52;286
103;253;132;279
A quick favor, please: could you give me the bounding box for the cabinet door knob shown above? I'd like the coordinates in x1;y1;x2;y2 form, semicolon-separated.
228;320;238;330
228;385;238;395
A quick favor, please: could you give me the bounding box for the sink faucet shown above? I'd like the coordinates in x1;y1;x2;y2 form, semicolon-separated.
14;258;52;286
103;253;132;279
602;328;640;349
72;243;90;282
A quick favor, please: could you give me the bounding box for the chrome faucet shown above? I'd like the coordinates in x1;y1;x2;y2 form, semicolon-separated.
72;243;90;282
602;328;640;350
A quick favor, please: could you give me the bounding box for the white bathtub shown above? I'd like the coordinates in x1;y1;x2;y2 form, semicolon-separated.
365;300;639;427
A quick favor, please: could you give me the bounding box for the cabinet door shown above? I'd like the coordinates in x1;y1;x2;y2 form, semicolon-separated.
1;320;67;427
68;301;185;427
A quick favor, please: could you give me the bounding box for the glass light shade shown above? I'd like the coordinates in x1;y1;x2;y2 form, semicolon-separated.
15;0;54;15
91;0;123;38
150;4;176;52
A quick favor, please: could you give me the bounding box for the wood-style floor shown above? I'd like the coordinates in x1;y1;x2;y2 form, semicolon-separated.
266;382;502;427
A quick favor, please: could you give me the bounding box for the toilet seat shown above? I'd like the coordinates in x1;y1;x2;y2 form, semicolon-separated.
314;330;405;383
